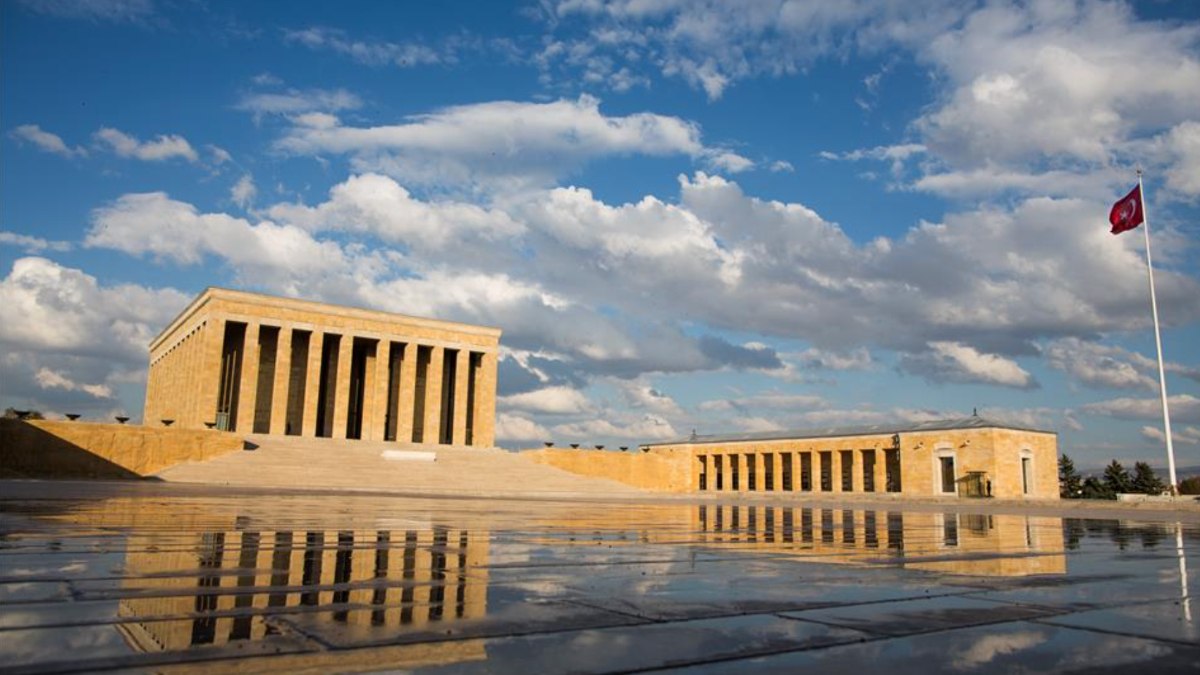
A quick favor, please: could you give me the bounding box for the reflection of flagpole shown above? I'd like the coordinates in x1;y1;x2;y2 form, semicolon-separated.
1177;521;1191;624
1137;170;1177;494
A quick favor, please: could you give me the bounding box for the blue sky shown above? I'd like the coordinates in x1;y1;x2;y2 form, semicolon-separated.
2;0;1199;471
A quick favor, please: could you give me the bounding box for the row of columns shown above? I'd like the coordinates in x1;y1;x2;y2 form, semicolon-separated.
697;449;898;494
224;320;496;446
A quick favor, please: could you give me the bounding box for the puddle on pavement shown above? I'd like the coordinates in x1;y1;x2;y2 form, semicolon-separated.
2;486;1198;673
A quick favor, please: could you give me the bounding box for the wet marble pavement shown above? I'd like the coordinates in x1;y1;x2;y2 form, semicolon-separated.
1;482;1199;673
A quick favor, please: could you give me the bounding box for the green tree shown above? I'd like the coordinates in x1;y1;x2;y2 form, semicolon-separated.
1131;462;1166;495
1082;476;1115;500
1058;454;1083;498
1179;476;1200;495
1102;460;1134;495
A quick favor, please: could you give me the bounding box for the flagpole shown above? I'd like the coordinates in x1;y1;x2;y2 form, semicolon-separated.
1137;169;1177;495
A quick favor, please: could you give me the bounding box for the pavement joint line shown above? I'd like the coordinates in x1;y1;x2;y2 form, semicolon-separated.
1027;618;1200;648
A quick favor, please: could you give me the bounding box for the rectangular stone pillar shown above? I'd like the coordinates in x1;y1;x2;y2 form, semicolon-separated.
198;318;226;428
774;452;785;492
830;451;842;493
873;449;887;494
269;328;293;435
397;344;417;443
451;349;470;445
368;340;390;441
235;322;261;434
422;346;444;444
472;352;497;447
332;335;354;439
301;332;324;437
851;450;864;493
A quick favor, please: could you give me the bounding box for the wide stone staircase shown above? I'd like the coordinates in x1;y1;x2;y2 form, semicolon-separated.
155;435;644;498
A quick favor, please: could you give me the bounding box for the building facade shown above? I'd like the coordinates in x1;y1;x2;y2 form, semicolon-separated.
144;288;500;447
642;418;1059;499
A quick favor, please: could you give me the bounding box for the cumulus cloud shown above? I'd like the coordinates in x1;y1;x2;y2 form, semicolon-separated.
273;95;713;190
499;386;593;415
1044;338;1158;391
795;347;874;371
1082;394;1200;424
34;368;112;399
1141;425;1200;446
0;231;72;254
552;413;677;441
231;175;257;210
9;124;86;157
236;87;362;117
495;412;552;443
900;341;1037;389
93;127;199;162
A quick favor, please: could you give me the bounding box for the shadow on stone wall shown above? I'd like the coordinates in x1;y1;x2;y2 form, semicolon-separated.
0;419;151;480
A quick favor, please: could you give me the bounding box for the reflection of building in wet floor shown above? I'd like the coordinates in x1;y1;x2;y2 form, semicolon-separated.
690;506;1066;577
115;527;489;653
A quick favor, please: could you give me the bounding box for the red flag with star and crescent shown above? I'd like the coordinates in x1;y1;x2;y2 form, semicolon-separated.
1109;185;1144;234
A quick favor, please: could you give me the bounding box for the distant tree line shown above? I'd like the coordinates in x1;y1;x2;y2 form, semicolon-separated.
1058;454;1196;498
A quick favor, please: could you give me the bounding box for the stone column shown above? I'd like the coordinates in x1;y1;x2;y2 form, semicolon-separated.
397;344;417;443
368;340;390;441
332;335;354;439
422;346;444;444
235;322;261;434
269;328;292;435
774;452;785;492
452;349;470;445
873;449;888;494
830;451;842;493
198;317;226;429
472;351;497;447
301;332;324;437
851;450;864;493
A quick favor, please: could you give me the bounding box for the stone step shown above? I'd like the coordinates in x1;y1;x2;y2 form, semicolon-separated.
155;435;643;497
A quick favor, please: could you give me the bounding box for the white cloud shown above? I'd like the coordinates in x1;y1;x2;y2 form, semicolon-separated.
495;413;552;443
207;145;232;165
94;127;198;162
283;27;443;67
34;368;112;399
1044;338;1158;391
0;231;72;254
1083;394;1200;424
9;124;85;157
614;379;682;416
1141;425;1200;446
16;0;156;24
236;88;362;116
795;347;874;371
901;341;1036;389
552;413;677;441
274;95;711;190
231;175;257;210
705;150;754;173
499;386;593;415
769;160;794;173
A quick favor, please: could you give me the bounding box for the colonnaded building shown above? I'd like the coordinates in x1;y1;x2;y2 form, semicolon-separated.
646;417;1059;499
529;416;1060;499
144;288;500;447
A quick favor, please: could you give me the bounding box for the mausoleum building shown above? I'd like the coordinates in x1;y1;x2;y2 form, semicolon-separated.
144;288;500;447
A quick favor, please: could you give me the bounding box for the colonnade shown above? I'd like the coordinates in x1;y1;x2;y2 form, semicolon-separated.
146;313;498;447
118;527;488;651
695;448;903;494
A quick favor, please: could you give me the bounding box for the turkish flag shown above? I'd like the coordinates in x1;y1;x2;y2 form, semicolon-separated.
1109;185;1144;234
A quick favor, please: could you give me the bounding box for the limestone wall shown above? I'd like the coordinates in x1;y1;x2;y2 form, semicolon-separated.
522;447;693;492
0;419;243;479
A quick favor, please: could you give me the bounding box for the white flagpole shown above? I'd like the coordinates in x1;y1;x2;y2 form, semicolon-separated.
1138;169;1178;495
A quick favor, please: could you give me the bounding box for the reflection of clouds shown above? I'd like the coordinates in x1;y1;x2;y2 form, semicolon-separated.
1055;632;1170;670
952;630;1046;670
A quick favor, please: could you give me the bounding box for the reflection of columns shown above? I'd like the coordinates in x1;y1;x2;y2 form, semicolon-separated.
235;323;261;433
269;328;292;435
423;346;444;444
332;335;354;439
199;318;226;427
452;349;469;445
397;344;417;443
301;332;325;437
368;341;390;442
473;352;497;447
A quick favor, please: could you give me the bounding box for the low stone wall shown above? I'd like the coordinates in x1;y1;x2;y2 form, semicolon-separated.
522;447;692;492
0;418;243;479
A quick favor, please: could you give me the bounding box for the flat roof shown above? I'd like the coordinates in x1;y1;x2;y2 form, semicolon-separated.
150;286;502;351
644;416;1054;447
